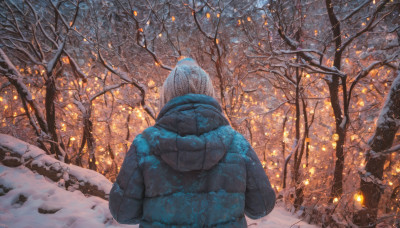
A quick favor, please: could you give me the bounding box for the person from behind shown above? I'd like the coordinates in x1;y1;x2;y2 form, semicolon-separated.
109;57;276;227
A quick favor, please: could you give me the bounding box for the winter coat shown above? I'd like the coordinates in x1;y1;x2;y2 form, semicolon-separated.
109;93;276;227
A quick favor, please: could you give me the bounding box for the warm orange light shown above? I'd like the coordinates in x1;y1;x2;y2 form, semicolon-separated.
304;179;309;185
332;142;337;149
362;88;367;94
247;16;251;22
171;16;175;22
354;193;364;203
333;197;339;203
62;56;70;64
206;13;210;19
332;133;339;141
133;11;138;16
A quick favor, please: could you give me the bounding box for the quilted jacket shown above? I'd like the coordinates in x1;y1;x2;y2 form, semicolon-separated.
109;93;276;227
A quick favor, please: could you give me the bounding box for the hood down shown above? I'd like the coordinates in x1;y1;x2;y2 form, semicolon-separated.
146;94;230;172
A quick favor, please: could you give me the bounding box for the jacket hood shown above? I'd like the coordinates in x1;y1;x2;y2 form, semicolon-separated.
144;94;231;172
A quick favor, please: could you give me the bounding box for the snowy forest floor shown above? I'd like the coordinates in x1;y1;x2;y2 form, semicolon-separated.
0;164;317;228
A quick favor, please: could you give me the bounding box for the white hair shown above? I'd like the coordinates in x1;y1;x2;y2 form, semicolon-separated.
159;58;215;109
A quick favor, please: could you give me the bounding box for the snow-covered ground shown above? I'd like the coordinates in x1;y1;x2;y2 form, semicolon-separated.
0;165;317;228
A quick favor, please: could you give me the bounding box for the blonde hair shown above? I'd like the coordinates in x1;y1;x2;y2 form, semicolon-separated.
159;58;215;109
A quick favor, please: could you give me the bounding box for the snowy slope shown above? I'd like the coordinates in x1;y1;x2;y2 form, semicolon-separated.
0;164;317;228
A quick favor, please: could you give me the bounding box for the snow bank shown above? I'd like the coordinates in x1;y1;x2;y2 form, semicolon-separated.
246;207;318;228
0;165;131;228
0;134;111;199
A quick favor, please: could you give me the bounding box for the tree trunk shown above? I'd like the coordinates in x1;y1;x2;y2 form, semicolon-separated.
45;75;64;160
353;68;400;227
325;0;347;202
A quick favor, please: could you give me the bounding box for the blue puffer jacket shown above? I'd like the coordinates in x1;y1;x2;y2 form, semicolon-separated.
109;94;276;227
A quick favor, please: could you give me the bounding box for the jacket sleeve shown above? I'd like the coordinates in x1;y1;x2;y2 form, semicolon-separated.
109;142;144;224
243;138;276;219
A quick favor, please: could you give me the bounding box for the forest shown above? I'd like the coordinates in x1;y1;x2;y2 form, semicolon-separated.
0;0;399;227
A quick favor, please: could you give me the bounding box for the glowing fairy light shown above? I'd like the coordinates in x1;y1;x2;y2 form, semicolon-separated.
304;179;309;185
332;133;339;141
333;197;339;203
362;88;367;94
354;193;364;203
171;16;175;22
262;161;266;168
133;11;138;16
206;13;210;19
332;142;337;149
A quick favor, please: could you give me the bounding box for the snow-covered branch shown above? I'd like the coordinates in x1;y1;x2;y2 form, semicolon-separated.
98;50;156;119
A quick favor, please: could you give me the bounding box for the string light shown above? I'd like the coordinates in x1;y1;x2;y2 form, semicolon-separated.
354;193;364;203
171;16;175;22
133;11;138;16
